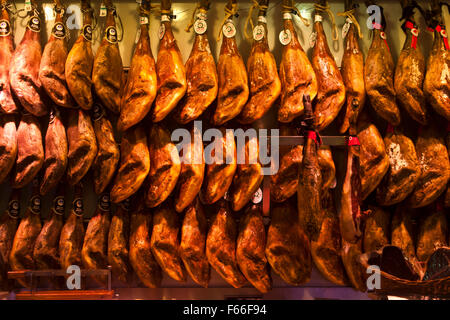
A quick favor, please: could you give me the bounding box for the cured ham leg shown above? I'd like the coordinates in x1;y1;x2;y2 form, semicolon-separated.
174;0;218;124
180;198;210;287
65;0;94;110
129;195;162;288
39;1;75;108
66;109;97;186
236;205;271;293
239;1;280;124
152;0;186;122
0;115;17;184
364;4;400;126
92;0;123;114
91;104;119;195
0;1;17;114
151;203;186;282
206;200;246;288
40;109;68;195
394;6;427;124
33;188;65;270
12;113;44;189
110;125;150;203
416;207;448;262
9;1;47;116
108;199;130;283
363;206;389;253
59;185;85;270
213;0;249;125
0;191;20;288
118;1;156;131
424;2;450;120
9;181;42;287
278;1;317;123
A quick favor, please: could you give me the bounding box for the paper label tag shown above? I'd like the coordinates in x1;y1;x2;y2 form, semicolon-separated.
283;12;292;20
258;16;266;24
25;0;32;12
441;29;448;38
53;196;65;215
252;188;263;204
30;195;41;215
159;23;166;39
73;198;84;216
82;24;93;41
342;19;351;39
194;19;207;35
52;22;66;39
7;200;20;219
135;28;141;44
98;193;111;212
100;3;107;17
161;15;170;22
279;29;292;45
0;20;11;37
27;16;41;32
197;12;207;20
380;31;386;40
253;25;265;41
223;20;236;38
140;16;149;25
309;31;317;47
105;26;118;43
315;15;322;22
411;28;419;37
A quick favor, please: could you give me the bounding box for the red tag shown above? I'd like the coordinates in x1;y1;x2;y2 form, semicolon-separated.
306;130;322;146
405;21;418;49
348;136;360;146
436;25;449;50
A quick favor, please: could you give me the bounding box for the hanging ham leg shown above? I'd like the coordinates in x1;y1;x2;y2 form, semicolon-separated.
40;109;68;195
0;191;20;288
66;109;97;186
118;1;156;131
129;195;162;288
213;0;249;125
82;194;111;285
39;1;75;108
239;1;281;124
110;125;150;203
92;0;123;114
174;0;218;124
394;8;427;124
59;184;85;270
65;0;94;110
108;199;130;283
423;4;450;120
0;1;17;114
12;113;44;189
311;10;345;131
236;205;272;293
180;198;210;287
91;104;119;195
416;207;448;262
0;114;17;184
9;3;47;116
364;5;401;126
9;181;42;287
33;187;65;271
363;206;390;253
152;0;186;122
206;200;246;288
278;4;317;123
151;202;186;282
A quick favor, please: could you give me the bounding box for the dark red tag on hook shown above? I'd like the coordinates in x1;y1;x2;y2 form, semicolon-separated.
348;136;360;146
405;21;419;49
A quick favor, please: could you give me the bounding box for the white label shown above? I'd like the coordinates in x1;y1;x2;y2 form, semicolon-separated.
25;0;32;12
100;3;107;17
279;29;292;45
44;5;56;21
135;28;141;44
411;28;419;37
283;12;292;20
258;16;267;23
161;15;170;22
194;19;207;34
140;16;149;25
197;12;207;20
252;188;263;204
441;29;448;38
314;14;322;22
342;18;352;38
159;23;165;39
253;25;265;41
380;31;386;40
309;31;317;47
223;20;236;38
